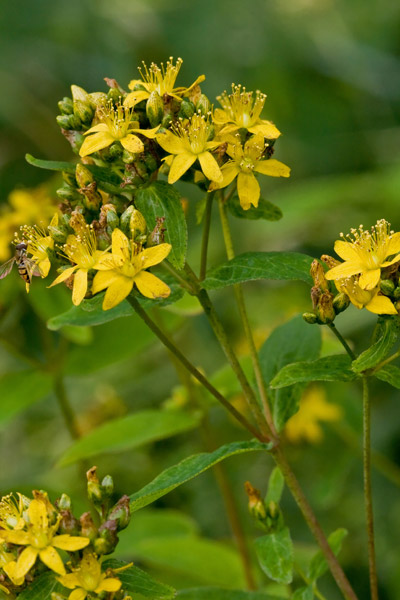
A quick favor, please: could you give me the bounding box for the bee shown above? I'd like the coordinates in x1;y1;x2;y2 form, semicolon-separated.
0;243;42;291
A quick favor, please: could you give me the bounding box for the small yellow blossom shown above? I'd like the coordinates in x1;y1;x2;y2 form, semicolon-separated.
214;84;281;139
210;134;290;209
125;57;205;108
337;276;397;315
0;547;25;587
325;220;400;291
92;228;171;310
0;493;29;531
0;499;89;578
49;227;106;306
22;213;59;278
285;386;342;444
157;113;223;184
79;103;159;157
58;552;121;600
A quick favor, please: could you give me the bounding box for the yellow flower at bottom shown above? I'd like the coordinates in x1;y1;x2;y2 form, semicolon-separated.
337;277;397;315
92;228;171;310
285;386;342;444
209;134;290;210
0;499;89;578
58;552;121;600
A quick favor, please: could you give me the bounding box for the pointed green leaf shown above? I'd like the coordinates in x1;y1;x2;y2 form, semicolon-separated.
254;527;294;584
0;370;52;427
292;586;314;600
352;316;400;373
307;528;348;582
58;410;201;466
17;572;63;599
25;154;122;187
228;196;282;221
136;181;188;269
130;440;271;512
265;467;285;505
104;559;175;599
270;355;358;388
203;252;314;290
259;315;321;431
375;364;400;388
178;590;280;600
25;153;75;172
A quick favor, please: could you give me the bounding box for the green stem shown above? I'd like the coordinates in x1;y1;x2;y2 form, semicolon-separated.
217;194;278;439
127;295;265;441
295;564;328;600
199;192;214;281
53;375;81;440
362;377;379;600
327;323;356;360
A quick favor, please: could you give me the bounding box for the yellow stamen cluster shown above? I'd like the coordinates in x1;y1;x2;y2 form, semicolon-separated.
217;84;266;129
137;57;183;96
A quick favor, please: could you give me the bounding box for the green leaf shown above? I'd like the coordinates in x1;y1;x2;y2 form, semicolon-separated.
259;315;321;431
352;316;400;373
104;559;175;599
130;440;271;512
265;467;285;504
136;181;188;269
270;355;358;388
17;572;63;599
228;196;283;221
375;364;400;388
48;281;183;330
58;410;201;466
254;527;294;584
203;252;313;290
307;528;348;582
292;586;314;600
0;370;52;427
25;153;75;172
178;589;280;599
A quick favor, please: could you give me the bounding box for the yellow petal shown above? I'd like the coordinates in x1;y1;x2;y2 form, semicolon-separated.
52;535;90;551
134;271;170;299
96;578;122;593
103;277;134;310
244;134;265;160
254;159;291;178
92;270;120;294
28;499;48;529
141;243;172;268
38;256;51;278
48;266;77;288
213;108;230;124
112;228;130;261
183;73;206;93
3;560;25;586
358;269;381;290
131;125;160;139
39;547;65;575
384;232;400;258
57;573;81;590
237;172;260;210
15;547;38;579
366;294;398;315
168;153;197;184
79;132;114;157
124;90;149;107
198;152;223;183
120;134;144;154
249;120;281;139
333;240;362;262
70;589;87;600
209;164;238;191
93;253;122;271
1;530;31;545
156;131;186;155
325;262;364;280
84;123;109;135
49;213;59;227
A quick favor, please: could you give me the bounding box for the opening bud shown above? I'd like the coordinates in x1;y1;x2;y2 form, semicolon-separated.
333;292;350;314
244;481;267;523
179;99;195;120
130;209;147;241
101;475;114;497
87;466;102;505
380;279;395;296
107;495;131;531
316;290;336;324
310;259;328;291
196;94;211;116
58;97;74;115
56;493;71;511
146;91;164;127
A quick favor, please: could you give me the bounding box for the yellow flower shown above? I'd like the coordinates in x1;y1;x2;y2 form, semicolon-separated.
285;386;342;444
79;103;159;157
325;220;400;291
49;227;106;306
0;547;25;587
0;499;89;578
0;493;29;531
157;113;223;184
92;228;171;310
209;134;290;210
337;277;397;315
58;552;121;600
214;84;281;139
22;213;58;278
125;57;205;108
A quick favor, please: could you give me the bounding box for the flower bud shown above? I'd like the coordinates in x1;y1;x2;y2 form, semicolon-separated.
146;91;164;127
74;100;94;125
62;170;77;187
96;519;119;555
58;97;74;115
101;475;114;497
107;88;122;104
310;259;328;291
244;481;267;523
107;495;131;531
206;123;215;141
321;254;340;269
333;292;350;314
161;113;173;129
196;94;211;115
56;114;81;130
76;164;94;188
59;510;79;535
106;208;119;233
70;210;87;235
130;209;147;241
56;186;82;203
108;143;123;160
76;165;101;211
57;493;71;511
120;206;135;237
380;279;395;296
316;291;336;324
48;223;69;244
394;286;400;299
87;466;102;505
89;92;108;107
179;99;195;120
122;149;136;164
80;511;98;541
302;311;318;324
266;501;279;520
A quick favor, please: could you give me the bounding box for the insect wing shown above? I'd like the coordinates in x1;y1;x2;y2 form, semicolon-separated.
26;258;43;279
0;258;16;279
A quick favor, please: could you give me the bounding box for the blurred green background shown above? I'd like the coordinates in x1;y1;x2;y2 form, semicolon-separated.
1;1;400;598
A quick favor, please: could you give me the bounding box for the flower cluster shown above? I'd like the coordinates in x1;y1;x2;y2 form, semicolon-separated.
0;468;131;599
304;220;400;324
1;58;290;310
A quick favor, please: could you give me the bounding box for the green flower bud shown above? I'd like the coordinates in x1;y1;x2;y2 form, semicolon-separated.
122;149;136;164
62;170;77;187
146;91;164;127
48;223;69;244
380;279;395;296
107;88;122;104
57;493;71;511
58;97;73;115
101;475;114;497
76;164;94;187
74;100;94;125
333;292;350;314
206;123;215;141
161;113;173;128
179;99;195;119
106;208;119;233
96;519;119;554
196;94;211;115
56;186;82;203
89;92;108;107
266;501;279;520
107;495;131;531
316;291;335;324
87;466;102;505
245;481;267;523
56;114;81;130
130;209;147;240
302;312;318;324
394;286;400;299
120;205;134;236
108;143;123;160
